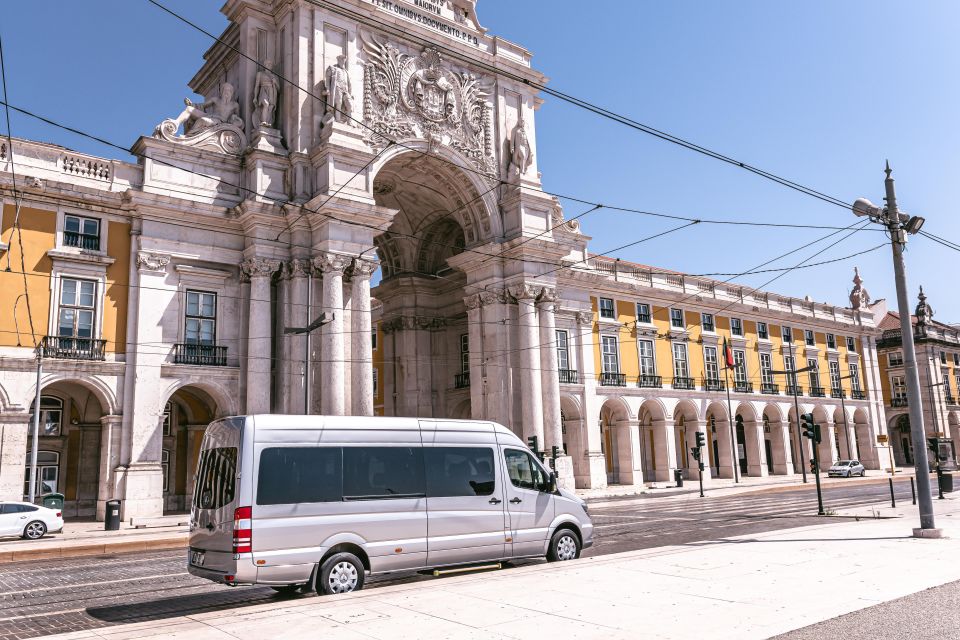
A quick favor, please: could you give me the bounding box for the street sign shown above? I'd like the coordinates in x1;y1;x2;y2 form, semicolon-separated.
877;434;889;444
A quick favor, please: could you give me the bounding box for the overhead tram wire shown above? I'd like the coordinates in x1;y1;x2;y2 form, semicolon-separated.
142;0;884;235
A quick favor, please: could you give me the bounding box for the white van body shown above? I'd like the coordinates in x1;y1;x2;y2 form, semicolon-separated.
187;415;592;591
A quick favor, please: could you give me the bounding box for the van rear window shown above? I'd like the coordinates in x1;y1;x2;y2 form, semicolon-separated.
194;447;237;510
257;448;343;505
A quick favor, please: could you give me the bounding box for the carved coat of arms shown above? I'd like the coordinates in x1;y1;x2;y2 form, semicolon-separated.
361;34;496;178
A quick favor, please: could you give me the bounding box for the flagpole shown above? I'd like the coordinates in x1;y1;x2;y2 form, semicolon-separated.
723;340;740;484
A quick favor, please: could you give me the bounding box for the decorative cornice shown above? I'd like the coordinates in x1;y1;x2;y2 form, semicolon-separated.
240;257;281;279
137;251;171;272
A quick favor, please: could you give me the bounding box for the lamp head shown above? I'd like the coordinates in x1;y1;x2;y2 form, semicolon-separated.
852;198;882;218
905;216;926;235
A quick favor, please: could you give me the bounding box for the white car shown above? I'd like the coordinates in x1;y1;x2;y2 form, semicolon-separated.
0;501;64;540
828;460;866;478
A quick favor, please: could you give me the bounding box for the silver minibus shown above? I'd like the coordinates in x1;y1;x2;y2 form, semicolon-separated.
187;415;593;594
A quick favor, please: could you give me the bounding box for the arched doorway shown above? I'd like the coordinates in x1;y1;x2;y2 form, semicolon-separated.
599;397;632;485
638;398;667;482
159;385;223;514
673;400;700;480
891;414;913;465
704;401;728;478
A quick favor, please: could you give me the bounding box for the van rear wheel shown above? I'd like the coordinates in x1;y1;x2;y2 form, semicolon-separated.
546;529;581;562
318;552;365;595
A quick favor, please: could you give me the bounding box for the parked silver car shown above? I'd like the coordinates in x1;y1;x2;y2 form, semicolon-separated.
187;415;593;595
828;460;865;477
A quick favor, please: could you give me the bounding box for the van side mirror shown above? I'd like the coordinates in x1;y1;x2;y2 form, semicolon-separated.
544;471;558;494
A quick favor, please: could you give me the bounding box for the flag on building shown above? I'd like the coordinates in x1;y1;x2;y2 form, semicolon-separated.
723;338;735;368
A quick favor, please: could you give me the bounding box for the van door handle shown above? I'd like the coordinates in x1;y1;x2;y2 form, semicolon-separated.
509;497;522;504
488;497;502;505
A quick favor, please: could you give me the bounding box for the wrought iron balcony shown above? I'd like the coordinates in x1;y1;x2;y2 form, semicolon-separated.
785;384;803;397
637;374;663;389
809;386;826;398
760;382;780;395
454;372;470;389
672;376;695;391
40;336;106;361
851;390;867;400
831;388;846;399
63;230;100;251
599;372;626;387
733;381;754;394
891;396;908;408
558;369;579;384
703;377;725;392
173;343;228;367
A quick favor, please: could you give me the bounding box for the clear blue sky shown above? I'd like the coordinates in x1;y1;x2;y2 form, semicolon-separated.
2;1;958;321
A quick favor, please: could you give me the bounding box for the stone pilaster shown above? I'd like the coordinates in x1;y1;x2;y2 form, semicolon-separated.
510;283;544;448
350;258;377;416
771;420;795;475
615;419;644;486
576;310;606;488
651;417;676;482
537;289;572;488
0;412;29;501
95;415;122;520
464;294;485;421
241;257;281;414
743;418;768;477
286;259;312;414
315;252;350;416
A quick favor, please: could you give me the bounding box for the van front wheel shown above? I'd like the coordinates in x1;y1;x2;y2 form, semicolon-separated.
546;529;581;562
318;552;365;595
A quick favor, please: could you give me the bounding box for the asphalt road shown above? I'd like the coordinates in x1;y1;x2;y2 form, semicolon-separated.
0;478;920;640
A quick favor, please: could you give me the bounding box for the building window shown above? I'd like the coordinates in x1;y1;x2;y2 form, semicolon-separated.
638;339;656;376
757;322;769;340
63;214;101;251
185;291;217;345
636;303;651;324
460;334;469;374
701;313;715;333
371;329;378;350
30;396;63;437
23;451;59;497
601;336;620;374
891;375;906;400
807;358;820;389
599;297;615;319
805;330;815;346
782;326;793;343
849;363;862;393
827;333;836;350
672;343;689;379
888;352;903;367
730;318;743;337
733;350;746;384
58;278;97;340
954;353;959;367
704;346;719;382
670;308;684;329
556;330;569;371
846;337;856;353
760;353;774;386
373;367;379;396
942;368;951;397
955;372;960;397
161;449;170;493
829;361;842;391
162;402;173;436
940;351;947;365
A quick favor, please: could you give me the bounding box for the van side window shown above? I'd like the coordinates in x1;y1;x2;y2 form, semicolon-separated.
504;449;546;492
424;447;495;497
257;447;343;506
194;447;238;510
343;447;425;500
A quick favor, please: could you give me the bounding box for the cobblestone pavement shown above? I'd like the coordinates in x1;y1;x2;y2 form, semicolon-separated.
0;479;918;639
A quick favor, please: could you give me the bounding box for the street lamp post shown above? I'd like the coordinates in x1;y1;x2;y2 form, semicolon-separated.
853;164;937;534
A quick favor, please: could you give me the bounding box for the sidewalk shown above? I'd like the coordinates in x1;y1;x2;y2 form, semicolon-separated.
0;514;188;563
42;497;960;640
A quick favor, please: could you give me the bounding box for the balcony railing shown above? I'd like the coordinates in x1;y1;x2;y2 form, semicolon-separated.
63;231;100;251
40;336;106;361
637;375;663;389
672;377;695;390
454;372;470;389
703;377;725;392
558;369;579;384
785;384;803;396
760;382;780;395
831;388;846;399
733;381;754;394
851;390;867;400
173;343;228;367
599;372;627;387
809;386;826;398
891;396;908;408
946;395;957;405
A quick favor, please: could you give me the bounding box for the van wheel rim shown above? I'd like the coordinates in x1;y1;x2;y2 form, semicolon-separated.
556;535;577;560
328;562;358;593
25;523;44;539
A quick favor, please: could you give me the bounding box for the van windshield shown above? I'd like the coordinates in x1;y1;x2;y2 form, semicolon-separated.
194;447;238;510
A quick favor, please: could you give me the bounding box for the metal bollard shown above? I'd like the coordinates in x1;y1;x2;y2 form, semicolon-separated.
910;477;916;505
888;477;896;509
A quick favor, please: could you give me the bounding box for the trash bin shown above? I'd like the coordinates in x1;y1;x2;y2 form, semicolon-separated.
940;473;954;493
674;469;683;488
42;493;64;511
105;499;121;531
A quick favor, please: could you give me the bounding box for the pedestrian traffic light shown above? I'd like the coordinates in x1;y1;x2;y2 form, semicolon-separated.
690;446;701;461
551;445;560;461
800;413;821;444
527;436;538;453
928;437;939;452
695;432;706;449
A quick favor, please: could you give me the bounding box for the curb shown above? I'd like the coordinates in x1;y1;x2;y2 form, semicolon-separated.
0;533;188;564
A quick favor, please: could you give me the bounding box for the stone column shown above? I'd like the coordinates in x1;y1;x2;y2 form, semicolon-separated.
286;259;312;414
771;420;794;475
537;290;573;488
0;412;29;501
241;257;281;415
819;420;838;468
465;294;485;420
95;415;123;520
651;417;676;482
350;258;377;417
315;252;350;416
715;416;735;479
510;284;544;447
576;311;606;488
615;419;644;486
744;418;768;477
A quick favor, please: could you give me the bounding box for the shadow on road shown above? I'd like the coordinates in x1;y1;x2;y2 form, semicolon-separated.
85;586;292;623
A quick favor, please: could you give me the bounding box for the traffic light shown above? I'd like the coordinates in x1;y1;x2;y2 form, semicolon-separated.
800;413;821;444
527;436;538;453
690;446;701;461
928;437;939;452
551;445;560;461
695;432;706;449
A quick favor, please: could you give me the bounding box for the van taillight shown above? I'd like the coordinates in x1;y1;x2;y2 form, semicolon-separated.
233;506;252;554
